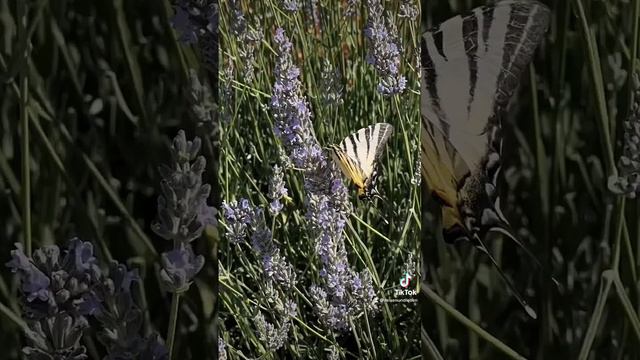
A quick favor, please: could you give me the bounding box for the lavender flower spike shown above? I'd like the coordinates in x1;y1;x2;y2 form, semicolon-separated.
271;28;324;171
152;130;213;292
171;0;218;72
222;198;296;288
364;0;407;95
268;164;289;215
609;73;640;197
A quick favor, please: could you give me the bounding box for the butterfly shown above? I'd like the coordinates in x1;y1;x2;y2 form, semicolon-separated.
421;0;551;318
329;123;394;200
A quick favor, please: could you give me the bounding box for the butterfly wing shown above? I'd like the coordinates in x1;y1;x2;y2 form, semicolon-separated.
421;0;550;319
421;0;550;242
331;123;394;197
330;144;366;189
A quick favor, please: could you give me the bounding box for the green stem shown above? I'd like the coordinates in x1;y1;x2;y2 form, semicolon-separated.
166;292;181;359
18;0;31;256
422;284;526;360
0;301;26;330
421;327;445;360
578;270;614;359
572;0;616;176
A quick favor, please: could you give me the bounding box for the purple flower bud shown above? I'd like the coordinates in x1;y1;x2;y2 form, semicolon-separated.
159;245;205;292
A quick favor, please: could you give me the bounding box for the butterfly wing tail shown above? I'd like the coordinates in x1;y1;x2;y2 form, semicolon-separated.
488;226;560;289
474;236;538;319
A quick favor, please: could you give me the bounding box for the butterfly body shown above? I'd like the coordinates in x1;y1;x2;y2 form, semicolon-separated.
329;123;393;200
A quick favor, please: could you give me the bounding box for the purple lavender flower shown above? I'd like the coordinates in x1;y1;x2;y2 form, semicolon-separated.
7;240;95;359
218;337;227;360
399;0;418;19
228;0;247;37
280;0;300;12
271;28;325;170
152;130;214;244
308;285;349;331
239;29;262;82
152;130;212;292
319;61;344;106
223;198;296;288
93;262;169;359
6;243;50;303
7;240;168;359
159;245;205;292
268;164;288;215
253;301;296;352
609;73;640;197
221;198;259;244
6;239;101;319
187;69;216;135
227;0;261;82
23;312;89;360
220;61;235;124
364;0;407;96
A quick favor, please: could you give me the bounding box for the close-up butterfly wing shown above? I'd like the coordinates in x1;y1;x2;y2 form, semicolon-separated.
330;122;394;199
421;0;550;243
421;0;551;318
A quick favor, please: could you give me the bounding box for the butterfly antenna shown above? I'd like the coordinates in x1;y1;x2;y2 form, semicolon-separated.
474;236;538;319
489;227;560;289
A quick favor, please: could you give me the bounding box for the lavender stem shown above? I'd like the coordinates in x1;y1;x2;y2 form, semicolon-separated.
166;292;181;359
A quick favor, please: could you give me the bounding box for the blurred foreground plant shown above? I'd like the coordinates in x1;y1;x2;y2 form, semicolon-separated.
6;239;168;359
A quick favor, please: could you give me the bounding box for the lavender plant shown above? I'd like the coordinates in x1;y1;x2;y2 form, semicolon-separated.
221;198;296;288
220;61;235;125
187;69;217;135
226;0;262;82
6;240;168;359
171;0;219;73
1;1;219;358
280;0;300;13
319;61;344;106
268;164;288;216
221;198;297;350
218;337;227;360
151;130;214;356
364;0;407;96
609;73;640;198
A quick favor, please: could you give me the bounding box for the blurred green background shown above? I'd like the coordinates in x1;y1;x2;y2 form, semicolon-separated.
0;0;218;358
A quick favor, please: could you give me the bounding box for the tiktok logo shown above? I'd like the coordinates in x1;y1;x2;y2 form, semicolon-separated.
399;272;412;288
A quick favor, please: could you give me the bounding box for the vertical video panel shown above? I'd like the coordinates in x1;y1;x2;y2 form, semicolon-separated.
420;0;551;357
218;0;420;358
422;0;640;359
1;1;218;359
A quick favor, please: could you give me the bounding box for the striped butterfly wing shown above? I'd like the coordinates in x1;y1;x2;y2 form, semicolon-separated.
421;0;550;243
331;123;394;199
421;0;550;319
